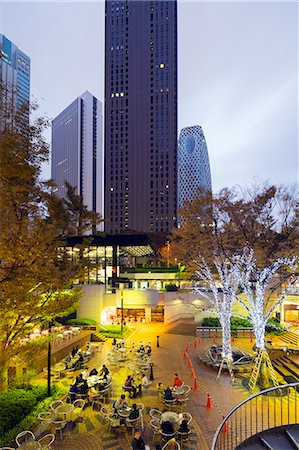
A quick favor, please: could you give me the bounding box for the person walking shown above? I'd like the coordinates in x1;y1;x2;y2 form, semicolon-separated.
131;429;150;450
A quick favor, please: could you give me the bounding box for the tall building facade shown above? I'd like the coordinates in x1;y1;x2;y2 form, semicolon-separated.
0;34;30;110
178;125;212;208
105;0;178;234
51;91;103;227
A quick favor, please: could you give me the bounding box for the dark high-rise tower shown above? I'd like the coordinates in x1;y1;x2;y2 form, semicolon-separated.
105;0;178;234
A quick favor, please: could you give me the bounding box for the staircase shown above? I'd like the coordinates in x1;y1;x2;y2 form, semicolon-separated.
279;332;299;346
236;424;299;449
91;331;108;343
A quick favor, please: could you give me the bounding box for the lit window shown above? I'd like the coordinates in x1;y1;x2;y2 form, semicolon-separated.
116;93;119;97
110;187;114;191
120;92;124;97
111;93;114;98
160;63;164;68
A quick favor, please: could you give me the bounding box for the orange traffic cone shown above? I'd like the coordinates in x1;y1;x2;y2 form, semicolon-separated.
191;368;195;379
197;336;201;343
213;335;216;343
193;379;199;391
222;416;228;434
231;336;235;343
183;350;187;359
187;358;192;367
184;344;188;352
206;393;212;408
193;340;197;348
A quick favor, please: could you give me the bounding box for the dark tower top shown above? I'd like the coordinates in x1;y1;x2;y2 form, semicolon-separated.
105;0;178;234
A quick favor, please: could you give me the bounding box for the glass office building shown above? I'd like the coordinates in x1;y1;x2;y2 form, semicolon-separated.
0;34;30;111
51;91;103;227
178;125;212;207
105;0;178;233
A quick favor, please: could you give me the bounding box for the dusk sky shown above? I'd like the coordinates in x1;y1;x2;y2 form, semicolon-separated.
1;1;298;192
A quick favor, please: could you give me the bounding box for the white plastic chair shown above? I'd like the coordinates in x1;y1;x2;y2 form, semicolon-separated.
72;399;85;421
125;417;140;436
150;419;161;444
161;440;180;450
15;430;35;446
181;412;192;425
149;408;162;420
50;400;64;412
52;418;67;440
37;433;55;449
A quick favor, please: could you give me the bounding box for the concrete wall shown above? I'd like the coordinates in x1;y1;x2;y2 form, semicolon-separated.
77;284;106;322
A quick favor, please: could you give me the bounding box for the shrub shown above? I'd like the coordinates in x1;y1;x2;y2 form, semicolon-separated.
66;318;97;326
202;317;221;327
0;384;64;447
165;283;178;291
98;324;130;338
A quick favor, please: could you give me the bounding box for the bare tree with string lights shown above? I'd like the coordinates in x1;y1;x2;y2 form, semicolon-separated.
237;251;299;390
189;250;250;379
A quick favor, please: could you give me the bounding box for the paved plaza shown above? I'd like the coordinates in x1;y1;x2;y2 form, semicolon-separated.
30;323;268;450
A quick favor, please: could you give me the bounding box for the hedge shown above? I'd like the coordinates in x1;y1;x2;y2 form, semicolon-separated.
0;384;65;447
66;318;97;326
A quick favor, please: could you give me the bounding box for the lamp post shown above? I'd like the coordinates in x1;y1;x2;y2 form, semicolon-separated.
47;321;52;397
119;283;124;332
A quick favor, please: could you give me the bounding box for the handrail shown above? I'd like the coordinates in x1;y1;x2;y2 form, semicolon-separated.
211;382;299;450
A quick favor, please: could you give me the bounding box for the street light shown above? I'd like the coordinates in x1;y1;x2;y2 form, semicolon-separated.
119;283;124;332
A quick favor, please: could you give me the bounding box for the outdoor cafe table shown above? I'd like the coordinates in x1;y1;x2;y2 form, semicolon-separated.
55;403;74;419
51;362;66;378
117;407;131;419
161;411;179;423
172;386;185;395
18;441;41;450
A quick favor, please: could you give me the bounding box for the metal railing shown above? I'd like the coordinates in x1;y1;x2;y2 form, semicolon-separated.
211;382;299;450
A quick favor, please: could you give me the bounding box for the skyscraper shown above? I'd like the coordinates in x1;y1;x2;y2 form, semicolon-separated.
0;34;30;110
105;0;178;234
51;91;103;227
178;126;212;208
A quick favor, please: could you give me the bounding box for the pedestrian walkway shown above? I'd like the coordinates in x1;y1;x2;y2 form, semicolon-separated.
35;324;261;449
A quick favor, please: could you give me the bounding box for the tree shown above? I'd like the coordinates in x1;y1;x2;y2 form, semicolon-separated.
191;250;247;362
239;251;299;350
0;86;85;391
169;184;298;274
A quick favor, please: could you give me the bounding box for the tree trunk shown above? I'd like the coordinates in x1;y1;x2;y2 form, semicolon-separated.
253;320;266;350
220;312;233;361
0;352;9;392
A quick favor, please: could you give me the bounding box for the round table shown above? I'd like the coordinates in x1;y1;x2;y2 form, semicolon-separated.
52;362;66;378
55;403;74;419
161;411;179;423
173;386;185;395
118;407;131;418
18;441;41;450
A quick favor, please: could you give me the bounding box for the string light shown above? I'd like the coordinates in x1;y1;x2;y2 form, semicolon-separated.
240;253;299;350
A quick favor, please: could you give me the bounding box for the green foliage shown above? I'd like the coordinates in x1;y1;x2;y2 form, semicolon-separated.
202;316;252;330
98;324;130;338
66;318;97;326
165;283;179;291
0;384;65;447
202;317;220;327
265;318;286;334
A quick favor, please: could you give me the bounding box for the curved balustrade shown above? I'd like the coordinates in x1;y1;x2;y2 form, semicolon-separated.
212;382;299;450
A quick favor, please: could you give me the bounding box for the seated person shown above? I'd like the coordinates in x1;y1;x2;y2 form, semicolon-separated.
99;364;109;379
78;380;89;395
161;420;175;435
69;383;80;402
141;373;149;389
75;374;84;386
124;375;137;397
164;386;175;401
81;368;89;380
128;403;140;420
178;419;190;433
71;346;78;357
113;394;128;411
157;382;165;397
88;386;99;403
173;373;183;387
89;367;98;376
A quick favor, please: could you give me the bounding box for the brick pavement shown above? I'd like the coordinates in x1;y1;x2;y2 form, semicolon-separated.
34;324;257;450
